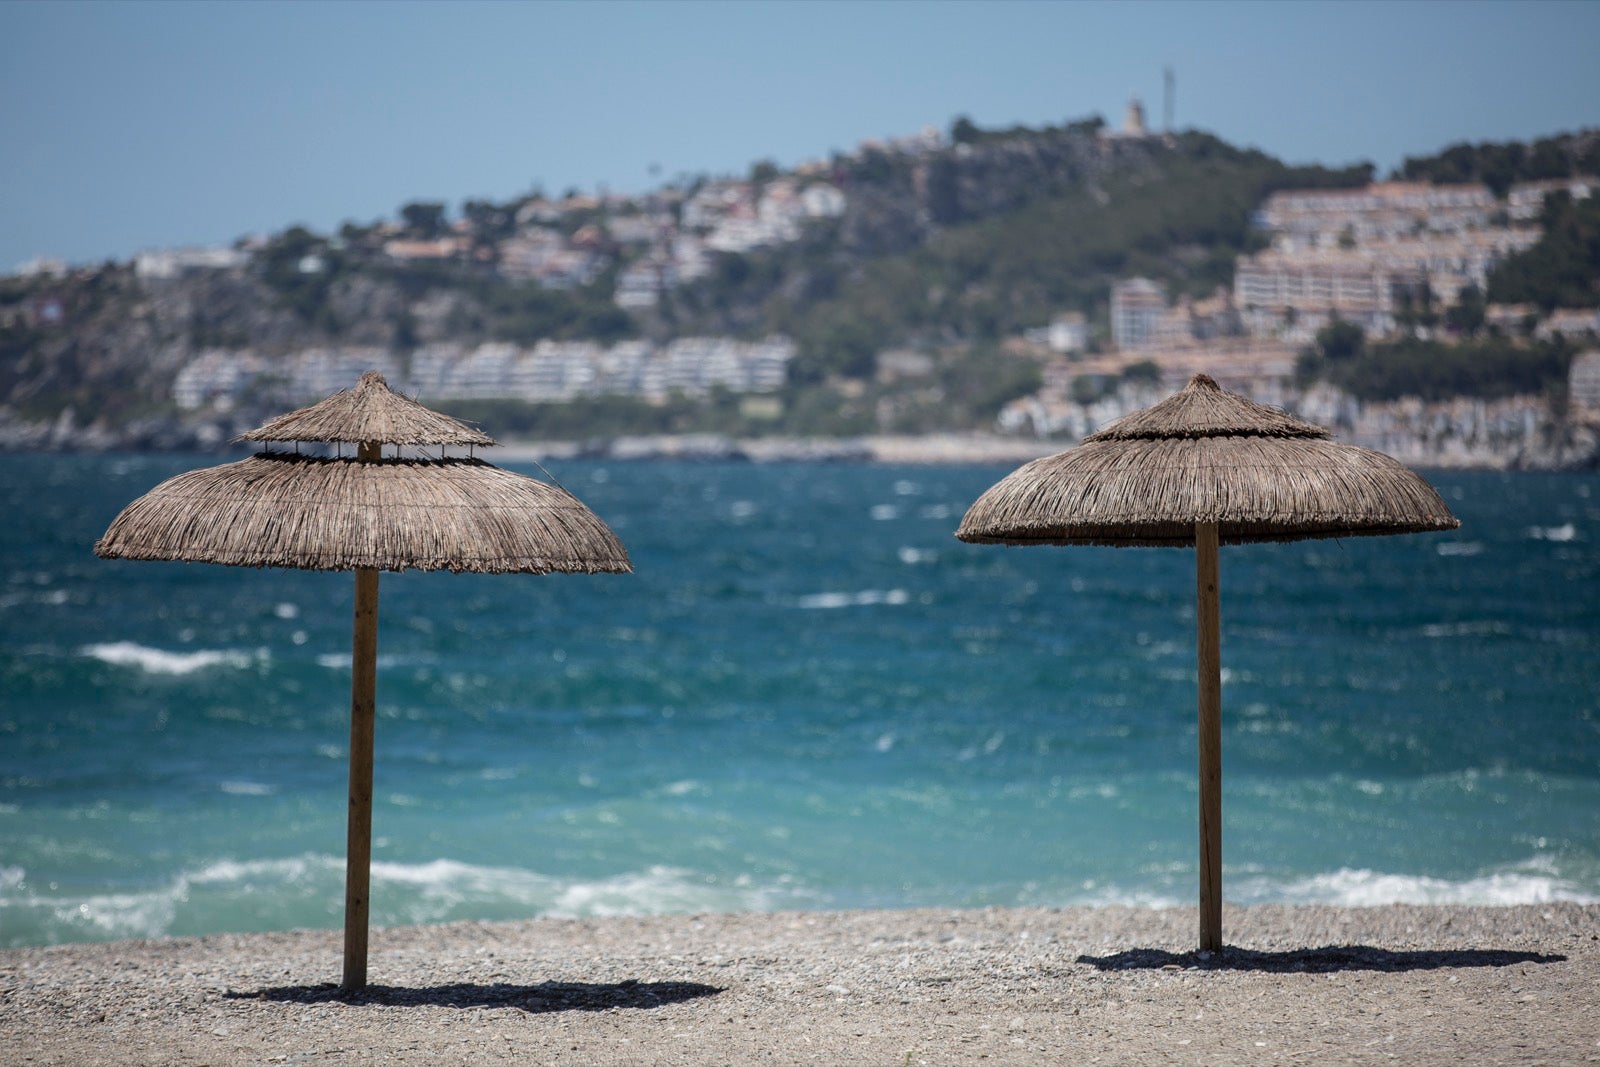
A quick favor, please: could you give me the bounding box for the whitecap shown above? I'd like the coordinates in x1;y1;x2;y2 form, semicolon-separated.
315;652;409;671
1420;621;1514;639
795;589;910;610
81;642;261;676
1527;523;1577;542
1435;541;1482;557
218;781;276;796
869;504;898;521
797;592;853;610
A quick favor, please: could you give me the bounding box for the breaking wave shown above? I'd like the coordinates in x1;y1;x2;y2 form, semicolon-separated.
0;855;810;947
1229;856;1598;908
80;641;265;676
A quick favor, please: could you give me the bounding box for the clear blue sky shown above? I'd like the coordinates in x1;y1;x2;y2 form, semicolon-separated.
3;0;1597;271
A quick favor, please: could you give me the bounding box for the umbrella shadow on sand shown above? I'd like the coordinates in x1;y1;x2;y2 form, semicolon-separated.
1076;946;1567;973
225;978;722;1014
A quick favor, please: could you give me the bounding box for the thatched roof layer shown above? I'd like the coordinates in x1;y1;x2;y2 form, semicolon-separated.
240;372;494;447
957;374;1459;547
956;436;1459;546
95;453;631;574
1087;373;1329;442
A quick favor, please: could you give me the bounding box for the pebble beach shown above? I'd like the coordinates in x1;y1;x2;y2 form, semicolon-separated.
4;903;1597;1065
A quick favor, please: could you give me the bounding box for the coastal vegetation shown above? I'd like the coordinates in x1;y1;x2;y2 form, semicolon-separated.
1487;190;1600;310
1395;133;1600;197
1297;320;1576;403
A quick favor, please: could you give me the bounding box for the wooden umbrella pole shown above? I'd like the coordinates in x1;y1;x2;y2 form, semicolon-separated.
343;565;379;989
343;439;383;991
1195;521;1223;953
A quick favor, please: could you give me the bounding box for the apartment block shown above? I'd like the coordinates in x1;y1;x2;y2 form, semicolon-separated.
1570;351;1600;412
1111;277;1167;350
177;338;797;412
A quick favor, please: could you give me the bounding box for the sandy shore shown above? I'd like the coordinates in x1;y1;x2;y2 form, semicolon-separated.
4;903;1597;1065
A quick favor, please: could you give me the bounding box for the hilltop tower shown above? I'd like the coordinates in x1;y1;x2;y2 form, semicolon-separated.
1123;96;1147;136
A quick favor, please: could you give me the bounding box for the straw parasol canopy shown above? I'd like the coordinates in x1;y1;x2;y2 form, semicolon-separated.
95;453;630;574
96;372;630;988
957;373;1458;951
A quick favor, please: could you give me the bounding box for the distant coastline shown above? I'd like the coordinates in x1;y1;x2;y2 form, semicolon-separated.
488;419;1600;470
4;424;1598;470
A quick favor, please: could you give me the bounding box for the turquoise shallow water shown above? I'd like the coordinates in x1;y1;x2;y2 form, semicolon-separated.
2;454;1597;947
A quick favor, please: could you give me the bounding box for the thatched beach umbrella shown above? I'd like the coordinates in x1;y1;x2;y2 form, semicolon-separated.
96;372;630;988
956;373;1458;952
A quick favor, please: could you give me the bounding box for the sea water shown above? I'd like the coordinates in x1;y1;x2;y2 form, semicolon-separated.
1;454;1596;947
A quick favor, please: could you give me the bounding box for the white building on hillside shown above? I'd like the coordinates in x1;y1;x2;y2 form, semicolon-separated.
1111;277;1167;350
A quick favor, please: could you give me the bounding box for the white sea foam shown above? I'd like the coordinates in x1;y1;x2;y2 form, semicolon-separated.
188;855;330;885
1527;523;1577;542
1435;541;1483;557
365;858;798;921
795;589;910;610
1420;621;1514;639
81;642;263;675
1;854;805;946
1036;855;1598;912
218;781;276;796
1230;857;1598;907
315;652;408;671
1065;883;1186;909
